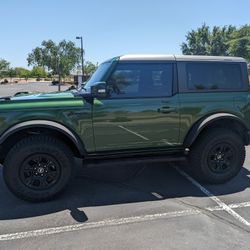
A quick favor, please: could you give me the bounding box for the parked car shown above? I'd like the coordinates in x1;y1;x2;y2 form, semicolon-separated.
0;54;249;201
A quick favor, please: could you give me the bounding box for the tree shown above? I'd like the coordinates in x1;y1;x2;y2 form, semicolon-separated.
84;61;97;77
6;68;16;82
181;24;210;55
30;66;47;79
15;67;30;81
228;25;250;61
181;24;235;56
27;39;81;83
181;24;250;61
0;59;10;78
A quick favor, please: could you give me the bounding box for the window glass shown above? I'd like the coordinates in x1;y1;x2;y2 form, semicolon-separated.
186;63;243;91
85;62;111;87
107;63;173;98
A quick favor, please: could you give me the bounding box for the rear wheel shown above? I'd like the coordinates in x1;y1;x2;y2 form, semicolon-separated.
3;136;73;202
189;129;245;183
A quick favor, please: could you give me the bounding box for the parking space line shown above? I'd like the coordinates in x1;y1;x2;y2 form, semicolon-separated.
151;192;164;199
118;125;149;141
0;209;200;241
208;201;250;211
175;167;250;227
1;200;250;241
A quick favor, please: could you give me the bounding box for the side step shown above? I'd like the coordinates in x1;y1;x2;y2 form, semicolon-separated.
83;153;187;168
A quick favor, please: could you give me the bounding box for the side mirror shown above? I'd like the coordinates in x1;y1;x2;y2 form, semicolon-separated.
91;82;107;98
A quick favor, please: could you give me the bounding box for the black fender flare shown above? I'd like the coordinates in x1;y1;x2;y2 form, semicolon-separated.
0;120;87;156
183;113;249;147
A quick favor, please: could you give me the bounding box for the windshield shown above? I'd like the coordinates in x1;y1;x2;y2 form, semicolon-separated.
84;62;112;90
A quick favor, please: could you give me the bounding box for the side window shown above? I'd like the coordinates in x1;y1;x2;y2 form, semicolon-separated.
186;62;243;91
107;63;173;98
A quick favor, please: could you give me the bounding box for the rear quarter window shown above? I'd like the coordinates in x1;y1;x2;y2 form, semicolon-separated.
186;62;244;91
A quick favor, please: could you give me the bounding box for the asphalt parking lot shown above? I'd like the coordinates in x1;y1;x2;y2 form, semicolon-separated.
0;147;250;249
0;82;68;96
0;83;250;249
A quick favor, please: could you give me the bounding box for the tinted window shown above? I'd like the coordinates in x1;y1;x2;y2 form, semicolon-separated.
186;63;243;91
107;63;173;98
85;62;111;87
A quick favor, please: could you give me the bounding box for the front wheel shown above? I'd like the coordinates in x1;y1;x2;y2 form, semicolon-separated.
3;136;73;202
189;129;246;184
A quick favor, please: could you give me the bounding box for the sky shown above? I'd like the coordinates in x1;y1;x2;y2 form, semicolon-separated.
0;0;249;68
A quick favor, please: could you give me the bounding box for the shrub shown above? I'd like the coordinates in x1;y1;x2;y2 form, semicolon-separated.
0;79;8;84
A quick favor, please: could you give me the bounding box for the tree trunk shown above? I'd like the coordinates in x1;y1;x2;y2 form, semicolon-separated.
58;74;61;92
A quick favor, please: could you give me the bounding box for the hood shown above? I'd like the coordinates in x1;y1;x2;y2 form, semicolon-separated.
10;91;75;101
0;90;85;111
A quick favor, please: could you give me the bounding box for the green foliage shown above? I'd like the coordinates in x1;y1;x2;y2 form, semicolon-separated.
227;25;250;61
84;61;97;76
0;59;10;77
181;24;250;61
6;68;17;81
15;67;30;80
27;39;81;81
30;66;47;78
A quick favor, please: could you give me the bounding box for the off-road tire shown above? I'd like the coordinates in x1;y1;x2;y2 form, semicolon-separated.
3;136;73;202
189;128;245;184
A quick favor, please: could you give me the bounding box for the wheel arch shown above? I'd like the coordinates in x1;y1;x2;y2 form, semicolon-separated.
184;113;249;148
0;120;87;160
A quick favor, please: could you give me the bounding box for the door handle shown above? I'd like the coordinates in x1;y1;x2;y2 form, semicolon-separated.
157;107;176;113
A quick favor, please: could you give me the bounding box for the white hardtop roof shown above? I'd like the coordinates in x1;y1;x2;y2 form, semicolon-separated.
119;54;246;62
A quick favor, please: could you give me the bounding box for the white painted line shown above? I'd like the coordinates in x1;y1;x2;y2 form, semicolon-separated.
118;125;149;141
151;192;164;199
0;209;200;241
1;200;250;241
228;201;250;209
175;167;250;226
208;201;250;211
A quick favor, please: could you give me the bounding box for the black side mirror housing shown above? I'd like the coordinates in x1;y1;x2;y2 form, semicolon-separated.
91;82;107;98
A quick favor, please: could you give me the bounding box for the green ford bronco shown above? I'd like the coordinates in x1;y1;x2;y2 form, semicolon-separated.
0;55;250;201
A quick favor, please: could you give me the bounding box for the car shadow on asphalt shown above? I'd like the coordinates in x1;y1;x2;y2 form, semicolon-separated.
0;163;250;222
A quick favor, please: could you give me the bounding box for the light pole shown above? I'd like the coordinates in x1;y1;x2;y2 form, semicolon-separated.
76;36;84;88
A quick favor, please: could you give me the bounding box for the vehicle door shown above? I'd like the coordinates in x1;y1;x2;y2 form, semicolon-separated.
92;61;180;152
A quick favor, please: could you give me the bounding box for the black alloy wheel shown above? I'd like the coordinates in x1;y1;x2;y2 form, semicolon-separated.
19;154;61;190
207;143;234;174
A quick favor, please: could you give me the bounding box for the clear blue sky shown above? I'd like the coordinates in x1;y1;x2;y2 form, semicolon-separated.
0;0;249;68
